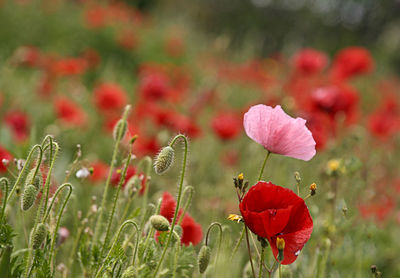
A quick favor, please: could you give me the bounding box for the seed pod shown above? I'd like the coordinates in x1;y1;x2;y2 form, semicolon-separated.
31;223;47;249
198;245;211;274
150;215;170;232
21;184;38;211
154;146;174;175
113;119;128;141
121;266;135;278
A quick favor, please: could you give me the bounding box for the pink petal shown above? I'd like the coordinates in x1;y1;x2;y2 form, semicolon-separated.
243;104;316;161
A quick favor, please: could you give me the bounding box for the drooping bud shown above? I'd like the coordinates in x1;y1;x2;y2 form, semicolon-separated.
276;237;285;262
121;266;136;278
31;223;47;249
25;168;42;190
113;119;128;141
310;183;317;196
154;146;175;175
198;245;211;274
21;184;38;211
150;215;170;232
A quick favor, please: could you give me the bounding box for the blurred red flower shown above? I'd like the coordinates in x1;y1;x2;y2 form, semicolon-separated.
211;111;242;140
53;58;88;76
138;73;169;101
331;47;374;80
0;145;12;173
54;97;87;126
239;181;313;265
94;83;128;112
111;166;147;195
89;161;109;183
159;192;203;246
4;110;30;142
367;95;400;140
292;48;328;75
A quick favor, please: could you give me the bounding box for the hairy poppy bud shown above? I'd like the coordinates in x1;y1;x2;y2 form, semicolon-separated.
198;245;211;274
121;266;135;278
31;223;47;249
276;237;285;262
21;184;38;211
113;119;128;141
154;146;174;175
370;265;377;274
26;168;42;190
150;215;170;232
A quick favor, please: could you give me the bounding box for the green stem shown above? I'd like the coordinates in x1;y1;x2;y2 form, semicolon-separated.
93;105;131;245
139;156;152;219
245;225;256;278
205;222;223;266
101;152;132;255
171;231;181;278
0;178;10;221
279;263;282;278
177;186;194;225
94;220;139;278
258;151;270;181
231;226;245;260
258;247;265;278
7;144;42;204
151;134;188;278
48;183;73;272
42;136;55;215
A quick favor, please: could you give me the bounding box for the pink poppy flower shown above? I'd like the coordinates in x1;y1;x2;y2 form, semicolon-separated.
243;104;316;161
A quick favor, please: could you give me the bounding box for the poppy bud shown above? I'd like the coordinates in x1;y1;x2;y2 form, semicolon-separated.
26;168;42;190
150;215;170;232
31;223;47;249
121;266;135;278
198;245;211;274
276;237;285;262
154;146;175;175
21;184;38;211
310;183;317;196
113;119;128;141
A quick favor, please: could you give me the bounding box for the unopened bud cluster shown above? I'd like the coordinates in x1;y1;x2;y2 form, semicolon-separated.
198;245;211;274
233;173;249;196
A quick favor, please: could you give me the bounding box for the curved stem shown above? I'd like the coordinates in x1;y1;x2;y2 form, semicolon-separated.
93;105;131;245
245;225;256;278
177;186;194;225
95;220;139;278
205;222;223;266
258;151;270;181
0;178;9;221
152;134;188;278
48;183;73;271
42;138;56;215
102;152;133;255
7;144;42;203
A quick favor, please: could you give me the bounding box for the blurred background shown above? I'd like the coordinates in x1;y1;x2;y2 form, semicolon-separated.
0;0;399;277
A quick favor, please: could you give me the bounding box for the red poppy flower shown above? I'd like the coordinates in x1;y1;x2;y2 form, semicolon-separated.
4;110;30;142
0;145;12;173
239;181;313;265
53;58;88;76
110;166;147;195
292;48;328;75
159;192;203;246
54;97;87;127
138;73;169;101
211;111;242;141
89;161;109;183
331;47;373;80
93;82;128;112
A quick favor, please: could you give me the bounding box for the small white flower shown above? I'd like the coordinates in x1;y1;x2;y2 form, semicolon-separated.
76;168;90;179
